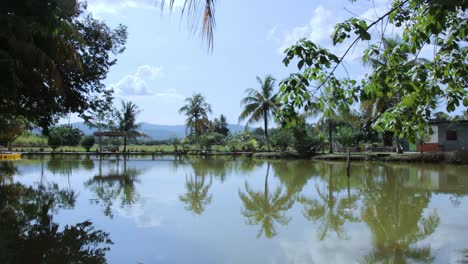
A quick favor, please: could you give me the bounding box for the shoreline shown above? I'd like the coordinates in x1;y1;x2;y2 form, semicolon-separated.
5;150;468;164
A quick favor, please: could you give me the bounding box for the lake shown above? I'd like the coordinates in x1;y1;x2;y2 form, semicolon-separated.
1;155;468;263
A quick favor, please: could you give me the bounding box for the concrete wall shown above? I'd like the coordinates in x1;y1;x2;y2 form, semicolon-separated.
429;125;438;143
437;123;468;151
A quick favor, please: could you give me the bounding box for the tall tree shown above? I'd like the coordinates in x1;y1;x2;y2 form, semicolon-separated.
239;75;279;151
179;93;212;138
213;114;230;137
274;1;468;143
361;37;426;146
116;101;141;153
0;0;127;131
0;115;30;150
159;0;216;50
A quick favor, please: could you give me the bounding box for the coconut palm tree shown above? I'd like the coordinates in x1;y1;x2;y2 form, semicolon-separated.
116;100;141;153
159;0;216;50
238;162;295;238
179;93;212;139
239;75;279;151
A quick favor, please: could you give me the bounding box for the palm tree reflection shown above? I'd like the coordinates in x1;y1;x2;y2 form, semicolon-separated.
238;162;294;238
298;163;359;240
85;158;142;218
360;165;440;263
179;174;213;215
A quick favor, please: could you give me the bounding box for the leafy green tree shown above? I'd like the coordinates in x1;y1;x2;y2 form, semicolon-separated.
292;122;320;157
238;163;295;238
116;100;141;153
225;132;258;152
269;128;293;152
80;135;95;152
0;0;127;131
334;126;360;147
276;1;468;144
199;132;225;149
239;75;279;151
47;125;83;150
179;93;212;139
213;114;230;137
0;115;30;150
361;37;427;146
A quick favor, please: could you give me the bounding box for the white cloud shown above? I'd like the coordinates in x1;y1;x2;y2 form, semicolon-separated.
86;0;185;15
114;199;163;228
267;24;281;41
278;6;336;53
280;227;372;264
111;65;163;96
154;88;184;101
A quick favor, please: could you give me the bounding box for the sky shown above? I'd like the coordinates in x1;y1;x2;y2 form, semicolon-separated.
67;0;404;125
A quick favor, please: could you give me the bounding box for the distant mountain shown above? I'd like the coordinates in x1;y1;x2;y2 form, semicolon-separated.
62;122;248;140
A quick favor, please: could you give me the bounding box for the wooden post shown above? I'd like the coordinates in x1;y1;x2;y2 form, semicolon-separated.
346;147;351;177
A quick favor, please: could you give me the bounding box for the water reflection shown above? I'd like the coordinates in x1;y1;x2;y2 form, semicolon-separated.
360;164;440;263
179;173;213;215
0;173;112;263
2;157;468;263
238;162;295;238
298;163;360;240
0;161;18;184
85;158;143;218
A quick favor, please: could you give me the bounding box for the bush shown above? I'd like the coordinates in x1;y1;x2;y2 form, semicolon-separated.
80;136;95;152
200;132;225;149
292;123;320;157
270;128;293;152
48;125;83;150
334;126;360;147
225;132;258;152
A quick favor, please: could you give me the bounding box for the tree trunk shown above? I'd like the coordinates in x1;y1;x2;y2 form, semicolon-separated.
264;111;270;151
264;163;270;201
328;118;333;154
383;131;393;146
123;136;127;153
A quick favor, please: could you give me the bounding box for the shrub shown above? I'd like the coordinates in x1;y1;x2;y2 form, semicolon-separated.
80;136;95;152
270;129;293;152
292;123;320;157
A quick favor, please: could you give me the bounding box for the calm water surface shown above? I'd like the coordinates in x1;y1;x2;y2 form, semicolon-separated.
1;155;468;263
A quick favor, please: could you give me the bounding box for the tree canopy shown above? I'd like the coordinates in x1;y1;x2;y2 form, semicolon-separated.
278;0;468;143
0;0;127;132
170;0;468;143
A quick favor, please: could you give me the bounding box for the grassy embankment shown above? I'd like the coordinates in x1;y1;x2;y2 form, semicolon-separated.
10;133;237;153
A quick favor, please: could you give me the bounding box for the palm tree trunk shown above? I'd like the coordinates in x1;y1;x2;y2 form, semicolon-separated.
123;136;127;153
328;118;333;154
264;163;270;201
264;111;270;151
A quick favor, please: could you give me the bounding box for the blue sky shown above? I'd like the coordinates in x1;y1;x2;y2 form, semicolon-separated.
72;0;401;125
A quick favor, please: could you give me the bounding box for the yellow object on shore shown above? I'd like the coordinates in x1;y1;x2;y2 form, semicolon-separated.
0;153;22;160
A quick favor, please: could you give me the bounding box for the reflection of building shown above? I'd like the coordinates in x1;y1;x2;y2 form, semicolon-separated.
417;121;468;152
404;166;468;194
